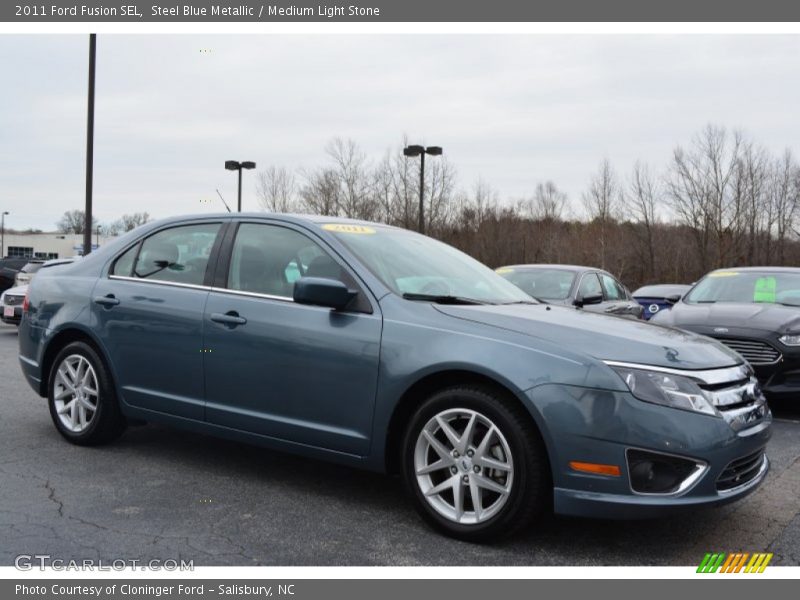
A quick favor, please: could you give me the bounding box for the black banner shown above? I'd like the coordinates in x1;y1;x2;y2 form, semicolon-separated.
4;0;800;22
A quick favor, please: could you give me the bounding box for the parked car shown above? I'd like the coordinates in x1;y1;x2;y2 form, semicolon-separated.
13;260;46;287
652;267;800;401
496;264;644;319
19;215;770;541
1;259;76;326
1;284;27;325
632;284;692;320
0;257;37;294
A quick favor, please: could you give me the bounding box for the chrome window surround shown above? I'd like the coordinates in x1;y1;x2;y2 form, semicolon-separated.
624;447;708;497
108;275;295;303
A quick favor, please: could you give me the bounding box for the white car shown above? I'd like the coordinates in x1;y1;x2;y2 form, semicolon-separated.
14;257;77;287
1;284;27;326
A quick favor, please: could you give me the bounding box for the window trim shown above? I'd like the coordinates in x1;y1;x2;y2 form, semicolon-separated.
215;219;375;314
106;220;225;287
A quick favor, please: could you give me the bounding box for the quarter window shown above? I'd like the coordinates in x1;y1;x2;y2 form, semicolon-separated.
129;223;221;286
111;243;139;277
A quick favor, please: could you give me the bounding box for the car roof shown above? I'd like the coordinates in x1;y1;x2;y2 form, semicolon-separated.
633;284;691;296
498;264;602;273
152;212;402;230
707;267;800;273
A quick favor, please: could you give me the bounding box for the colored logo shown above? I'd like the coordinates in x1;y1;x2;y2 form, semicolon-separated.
697;552;773;573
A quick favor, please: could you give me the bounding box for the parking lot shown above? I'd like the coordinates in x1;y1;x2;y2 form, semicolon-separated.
1;323;799;566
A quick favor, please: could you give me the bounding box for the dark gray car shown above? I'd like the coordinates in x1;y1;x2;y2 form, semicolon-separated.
18;215;770;541
496;264;644;319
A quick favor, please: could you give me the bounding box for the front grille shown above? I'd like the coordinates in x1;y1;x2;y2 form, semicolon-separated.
4;295;24;307
716;449;766;491
716;338;781;365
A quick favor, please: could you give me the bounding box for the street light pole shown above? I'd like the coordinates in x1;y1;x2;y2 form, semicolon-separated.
83;33;97;257
1;211;8;258
225;160;257;212
403;145;443;235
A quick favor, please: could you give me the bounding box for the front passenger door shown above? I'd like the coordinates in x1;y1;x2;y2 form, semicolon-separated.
202;222;382;455
599;272;642;318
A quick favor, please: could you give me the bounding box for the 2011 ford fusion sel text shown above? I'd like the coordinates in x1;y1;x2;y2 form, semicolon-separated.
17;214;772;541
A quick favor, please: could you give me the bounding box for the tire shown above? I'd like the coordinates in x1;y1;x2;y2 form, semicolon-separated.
401;385;548;542
47;341;126;446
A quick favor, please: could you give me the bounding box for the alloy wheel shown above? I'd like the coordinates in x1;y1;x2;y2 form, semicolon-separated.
414;408;514;525
53;354;99;433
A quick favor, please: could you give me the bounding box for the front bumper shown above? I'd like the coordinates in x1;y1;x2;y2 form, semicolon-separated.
527;384;772;519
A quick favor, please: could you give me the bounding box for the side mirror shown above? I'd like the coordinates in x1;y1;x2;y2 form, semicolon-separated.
294;277;357;310
574;293;603;308
665;294;682;304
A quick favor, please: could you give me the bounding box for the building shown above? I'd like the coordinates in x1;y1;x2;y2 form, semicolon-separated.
1;232;117;259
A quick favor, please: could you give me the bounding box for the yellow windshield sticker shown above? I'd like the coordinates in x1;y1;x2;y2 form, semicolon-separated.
322;224;376;234
495;268;514;274
709;271;739;278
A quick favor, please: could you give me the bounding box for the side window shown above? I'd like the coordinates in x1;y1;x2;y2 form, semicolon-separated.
132;223;221;286
600;273;626;301
111;243;139;277
228;224;347;297
578;273;603;299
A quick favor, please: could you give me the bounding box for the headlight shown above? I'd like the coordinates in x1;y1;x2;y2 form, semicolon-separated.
779;334;800;346
609;365;718;416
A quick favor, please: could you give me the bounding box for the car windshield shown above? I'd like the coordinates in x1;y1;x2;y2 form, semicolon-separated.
21;262;43;273
684;271;800;306
496;268;576;300
633;285;688;298
324;224;533;304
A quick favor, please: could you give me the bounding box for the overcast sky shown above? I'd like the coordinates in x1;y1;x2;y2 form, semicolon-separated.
2;34;800;231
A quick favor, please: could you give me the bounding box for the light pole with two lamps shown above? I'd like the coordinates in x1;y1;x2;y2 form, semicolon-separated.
225;160;257;212
403;145;443;235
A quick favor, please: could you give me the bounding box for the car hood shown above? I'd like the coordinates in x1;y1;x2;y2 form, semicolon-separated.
435;303;741;370
666;302;800;336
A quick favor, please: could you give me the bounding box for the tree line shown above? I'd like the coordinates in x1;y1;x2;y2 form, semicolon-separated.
255;125;800;290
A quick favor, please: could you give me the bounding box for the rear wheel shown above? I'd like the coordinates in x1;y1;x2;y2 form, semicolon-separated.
47;341;126;445
401;386;548;542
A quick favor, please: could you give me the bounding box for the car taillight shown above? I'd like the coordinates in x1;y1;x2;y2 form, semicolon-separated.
22;293;29;313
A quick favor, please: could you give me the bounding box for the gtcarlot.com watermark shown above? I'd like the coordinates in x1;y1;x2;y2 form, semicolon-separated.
14;554;194;571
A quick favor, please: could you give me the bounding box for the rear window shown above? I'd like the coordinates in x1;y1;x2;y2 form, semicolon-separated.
21;262;44;274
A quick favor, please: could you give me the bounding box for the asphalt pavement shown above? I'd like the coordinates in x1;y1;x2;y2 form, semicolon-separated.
1;323;799;566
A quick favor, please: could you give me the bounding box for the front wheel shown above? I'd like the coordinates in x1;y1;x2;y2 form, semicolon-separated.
47;341;126;445
401;386;549;542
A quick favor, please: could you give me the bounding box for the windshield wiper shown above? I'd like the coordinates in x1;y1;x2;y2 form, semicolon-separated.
695;300;717;304
501;299;541;305
402;293;493;305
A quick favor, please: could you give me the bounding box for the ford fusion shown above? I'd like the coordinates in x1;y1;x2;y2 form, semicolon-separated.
18;215;771;541
653;267;800;401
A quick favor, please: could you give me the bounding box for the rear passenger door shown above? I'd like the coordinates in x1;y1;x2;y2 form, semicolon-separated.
92;221;225;419
202;221;382;455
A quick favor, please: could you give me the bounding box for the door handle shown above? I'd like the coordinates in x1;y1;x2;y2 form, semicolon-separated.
210;312;247;326
93;294;120;307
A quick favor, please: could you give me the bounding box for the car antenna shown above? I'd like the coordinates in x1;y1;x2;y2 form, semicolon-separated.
215;188;232;213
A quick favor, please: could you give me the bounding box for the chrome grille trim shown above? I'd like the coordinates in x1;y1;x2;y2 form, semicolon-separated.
715;338;781;366
3;295;24;306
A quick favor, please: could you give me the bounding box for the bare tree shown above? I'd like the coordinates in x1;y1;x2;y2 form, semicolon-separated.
325;137;376;219
256;166;297;213
526;181;568;222
57;210;97;235
299;167;340;216
774;149;799;264
582;159;620;268
625;161;660;279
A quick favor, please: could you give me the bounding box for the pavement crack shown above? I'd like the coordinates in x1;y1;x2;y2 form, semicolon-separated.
44;479;64;518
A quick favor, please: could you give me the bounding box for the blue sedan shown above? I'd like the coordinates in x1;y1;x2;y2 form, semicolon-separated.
18;214;770;541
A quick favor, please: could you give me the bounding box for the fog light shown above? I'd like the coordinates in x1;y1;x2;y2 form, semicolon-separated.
627;449;704;494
